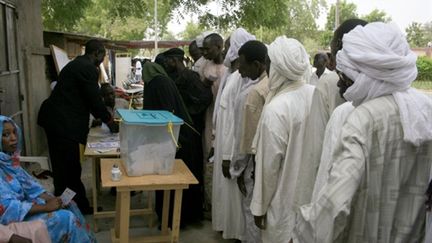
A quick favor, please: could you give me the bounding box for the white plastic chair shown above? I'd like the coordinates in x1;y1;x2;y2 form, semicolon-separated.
20;156;51;171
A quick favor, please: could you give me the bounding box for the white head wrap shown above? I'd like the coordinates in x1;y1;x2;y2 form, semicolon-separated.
336;22;432;146
223;28;256;67
196;31;214;48
267;36;311;96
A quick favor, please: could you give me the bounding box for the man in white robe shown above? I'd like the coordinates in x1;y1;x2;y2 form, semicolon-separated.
197;31;227;216
293;22;432;243
195;31;213;80
230;40;269;243
212;28;256;240
311;102;354;200
309;53;329;86
295;19;368;207
250;36;314;243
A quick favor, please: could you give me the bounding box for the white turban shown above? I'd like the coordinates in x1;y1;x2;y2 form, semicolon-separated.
223;28;256;67
336;22;432;146
267;36;311;94
196;31;214;48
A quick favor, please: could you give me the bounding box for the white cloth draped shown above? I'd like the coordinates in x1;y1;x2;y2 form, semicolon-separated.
336;22;432;146
196;31;214;48
266;36;312;103
251;36;315;243
214;27;255;129
212;71;245;240
293;96;432;243
212;69;231;138
223;28;256;68
311;102;354;201
251;84;314;243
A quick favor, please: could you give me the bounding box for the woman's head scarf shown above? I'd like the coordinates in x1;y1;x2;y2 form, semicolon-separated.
142;62;169;83
0;115;22;154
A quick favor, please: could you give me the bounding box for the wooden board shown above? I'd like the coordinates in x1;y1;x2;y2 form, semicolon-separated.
115;54;132;88
100;159;198;188
50;45;70;75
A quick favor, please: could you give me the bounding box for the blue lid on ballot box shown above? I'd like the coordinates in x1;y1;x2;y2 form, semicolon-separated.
117;109;184;125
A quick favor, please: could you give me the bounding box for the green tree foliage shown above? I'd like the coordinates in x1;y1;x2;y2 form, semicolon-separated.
319;30;333;48
42;0;90;31
252;27;283;44
406;22;427;47
423;21;432;44
320;0;358;48
43;0;176;40
43;0;327;42
179;22;205;41
196;0;326;43
161;31;178;41
302;37;321;56
362;9;391;23
416;56;432;81
321;3;391;48
325;0;358;31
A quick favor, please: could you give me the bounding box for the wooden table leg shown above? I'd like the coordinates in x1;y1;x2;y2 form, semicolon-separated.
161;190;170;235
171;189;183;243
114;189;121;237
119;190;131;243
95;158;101;192
147;191;154;228
91;158;99;232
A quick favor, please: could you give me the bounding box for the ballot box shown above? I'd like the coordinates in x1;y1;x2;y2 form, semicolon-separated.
117;109;183;176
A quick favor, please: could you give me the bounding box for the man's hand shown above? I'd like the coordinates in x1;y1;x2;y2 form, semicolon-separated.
254;215;266;229
91;119;102;127
222;160;231;179
237;174;247;197
9;234;32;243
45;197;62;212
39;192;54;202
106;120;119;133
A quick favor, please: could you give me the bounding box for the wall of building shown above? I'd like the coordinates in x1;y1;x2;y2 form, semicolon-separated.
14;0;50;155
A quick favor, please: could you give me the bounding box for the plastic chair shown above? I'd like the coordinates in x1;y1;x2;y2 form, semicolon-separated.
20;156;51;171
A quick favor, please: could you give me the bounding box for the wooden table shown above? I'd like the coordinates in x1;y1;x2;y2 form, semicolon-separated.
100;158;198;243
84;127;121;231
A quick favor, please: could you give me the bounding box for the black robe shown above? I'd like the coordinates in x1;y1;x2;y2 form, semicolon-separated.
143;74;203;225
171;69;212;134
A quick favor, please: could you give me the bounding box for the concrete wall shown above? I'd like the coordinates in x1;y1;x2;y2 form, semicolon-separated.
14;0;50;155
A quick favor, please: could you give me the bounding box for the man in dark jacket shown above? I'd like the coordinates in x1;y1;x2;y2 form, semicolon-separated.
38;39;118;214
142;61;204;226
163;48;212;133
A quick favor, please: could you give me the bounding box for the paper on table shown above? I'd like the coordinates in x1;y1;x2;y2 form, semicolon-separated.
88;141;119;149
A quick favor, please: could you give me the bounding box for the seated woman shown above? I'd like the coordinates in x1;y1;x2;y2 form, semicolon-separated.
0;115;95;243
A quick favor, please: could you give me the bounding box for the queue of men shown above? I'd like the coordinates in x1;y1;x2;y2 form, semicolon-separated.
164;19;431;243
34;17;432;243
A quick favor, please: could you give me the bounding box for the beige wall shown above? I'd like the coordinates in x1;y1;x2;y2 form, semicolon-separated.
14;0;50;155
